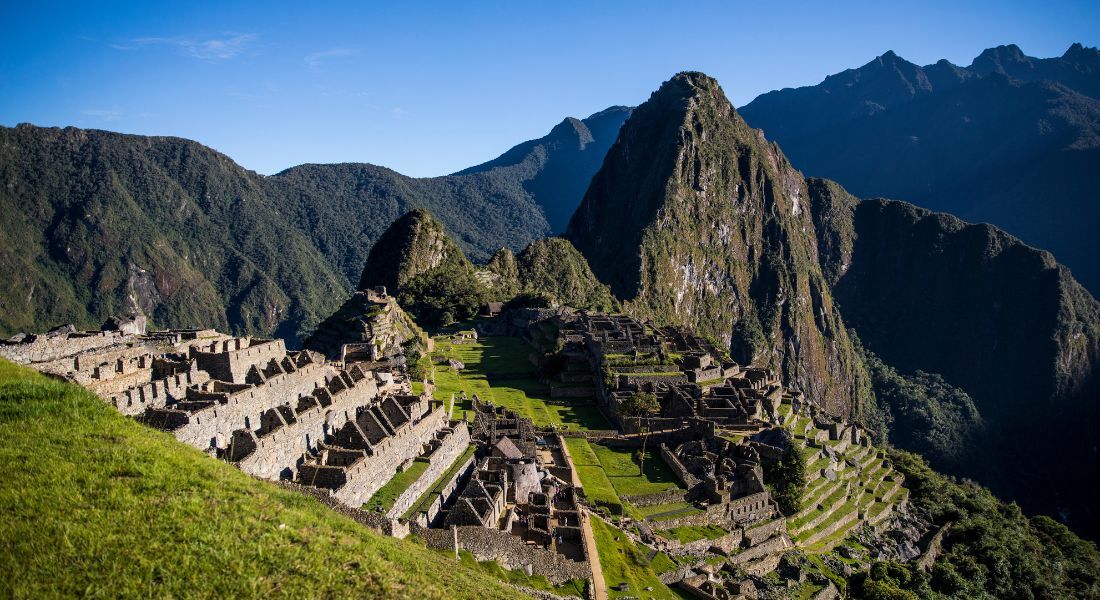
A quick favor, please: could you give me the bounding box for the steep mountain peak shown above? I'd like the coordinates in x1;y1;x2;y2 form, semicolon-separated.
547;116;594;149
568;71;868;414
1063;42;1100;65
356;208;468;294
969;43;1031;75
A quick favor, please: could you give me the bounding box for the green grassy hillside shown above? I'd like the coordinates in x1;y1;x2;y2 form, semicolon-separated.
0;358;528;599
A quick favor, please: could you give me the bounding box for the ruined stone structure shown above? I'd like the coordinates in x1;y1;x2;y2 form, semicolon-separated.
1;319;459;515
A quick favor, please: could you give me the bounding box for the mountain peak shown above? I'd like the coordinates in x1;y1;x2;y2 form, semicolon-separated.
969;43;1030;74
568;72;865;414
356;208;467;293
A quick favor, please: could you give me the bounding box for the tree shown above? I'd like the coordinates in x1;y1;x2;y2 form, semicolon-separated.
617;391;660;418
765;430;807;515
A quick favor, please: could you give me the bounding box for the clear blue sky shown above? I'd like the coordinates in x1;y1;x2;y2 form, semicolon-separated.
2;0;1096;177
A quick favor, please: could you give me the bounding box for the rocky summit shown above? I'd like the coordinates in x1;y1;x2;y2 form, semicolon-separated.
568;72;870;418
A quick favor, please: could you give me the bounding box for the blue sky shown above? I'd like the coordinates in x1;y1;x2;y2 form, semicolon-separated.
1;1;1097;177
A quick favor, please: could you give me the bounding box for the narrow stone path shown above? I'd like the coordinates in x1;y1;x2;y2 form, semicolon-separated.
580;509;607;600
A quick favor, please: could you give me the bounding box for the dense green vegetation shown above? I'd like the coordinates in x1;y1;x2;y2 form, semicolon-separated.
616;391;660;417
0;358;529;599
858;344;983;473
849;449;1100;599
764;431;808;515
810;182;1100;538
357;208;474;294
511;237;618;311
0;116;619;341
398;265;491;328
0;125;349;342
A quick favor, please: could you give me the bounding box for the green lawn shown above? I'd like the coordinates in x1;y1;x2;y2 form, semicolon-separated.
634;502;703;521
405;444;477;519
565;437;624;512
432;336;611;431
565;438;690;519
363;460;430;513
0;358;529;599
590;516;684;599
590;444;685;497
659;525;730;544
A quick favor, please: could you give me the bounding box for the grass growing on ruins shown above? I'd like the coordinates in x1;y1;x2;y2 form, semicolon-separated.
589;444;685;496
565;437;624;512
363;460;431;513
660;525;730;544
589;516;683;599
405;444;477;519
432;335;611;430
0;358;531;599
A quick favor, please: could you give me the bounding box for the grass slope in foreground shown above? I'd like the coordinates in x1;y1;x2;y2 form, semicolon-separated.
0;359;528;599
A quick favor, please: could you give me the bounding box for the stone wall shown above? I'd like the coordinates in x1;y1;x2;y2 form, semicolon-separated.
660;528;744;557
386;423;471;519
728;533;791;565
622;489;688;508
191;338;286;383
660;443;701;488
329;403;448;507
149;360;332;451
742;518;786;546
412;451;478;527
234;375;379;480
0;329;131;365
110;367;209;416
411;524;590;585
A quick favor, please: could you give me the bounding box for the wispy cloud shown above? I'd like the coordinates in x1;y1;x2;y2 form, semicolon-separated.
390;107;407;118
112;32;257;60
304;47;359;68
80;109;123;121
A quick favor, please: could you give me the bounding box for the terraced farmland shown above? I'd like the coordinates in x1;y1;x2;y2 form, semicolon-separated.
775;404;909;552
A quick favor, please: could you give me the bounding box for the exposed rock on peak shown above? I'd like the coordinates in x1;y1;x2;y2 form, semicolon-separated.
568;71;869;415
357;208;469;294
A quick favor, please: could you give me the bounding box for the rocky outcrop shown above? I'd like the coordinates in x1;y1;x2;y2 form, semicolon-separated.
357;209;470;294
567;72;871;416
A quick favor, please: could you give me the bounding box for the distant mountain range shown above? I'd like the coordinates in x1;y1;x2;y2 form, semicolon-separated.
0;106;629;342
740;43;1100;293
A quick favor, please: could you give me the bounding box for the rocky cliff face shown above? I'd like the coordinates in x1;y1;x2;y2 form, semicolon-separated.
567;72;870;416
810;188;1100;538
357;208;470;294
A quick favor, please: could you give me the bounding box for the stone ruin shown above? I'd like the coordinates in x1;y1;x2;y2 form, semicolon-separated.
0;317;466;515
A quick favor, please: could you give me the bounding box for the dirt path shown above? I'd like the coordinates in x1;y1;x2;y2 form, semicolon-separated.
580;509;607;600
557;434;606;599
